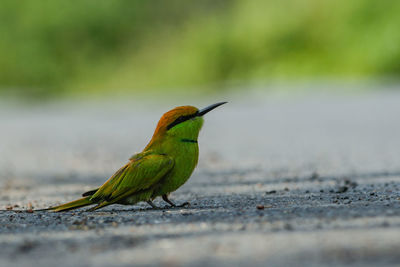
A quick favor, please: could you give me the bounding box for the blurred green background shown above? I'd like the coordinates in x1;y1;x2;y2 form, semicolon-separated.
1;0;400;99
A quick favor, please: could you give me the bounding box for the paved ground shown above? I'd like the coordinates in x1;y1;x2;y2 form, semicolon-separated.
1;88;400;266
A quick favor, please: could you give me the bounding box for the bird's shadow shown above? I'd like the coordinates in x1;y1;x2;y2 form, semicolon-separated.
83;204;202;213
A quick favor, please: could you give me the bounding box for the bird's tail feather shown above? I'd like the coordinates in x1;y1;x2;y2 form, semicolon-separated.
37;196;93;212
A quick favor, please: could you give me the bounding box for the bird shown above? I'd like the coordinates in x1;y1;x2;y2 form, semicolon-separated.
41;102;227;212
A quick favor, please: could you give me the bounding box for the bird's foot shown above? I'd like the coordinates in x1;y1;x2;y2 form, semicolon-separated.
176;201;190;208
162;195;190;208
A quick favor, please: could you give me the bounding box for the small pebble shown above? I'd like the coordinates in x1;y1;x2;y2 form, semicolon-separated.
284;223;293;230
336;186;348;193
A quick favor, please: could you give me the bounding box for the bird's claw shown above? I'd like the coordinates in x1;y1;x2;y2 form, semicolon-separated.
161;194;190;208
163;202;190;209
177;201;190;208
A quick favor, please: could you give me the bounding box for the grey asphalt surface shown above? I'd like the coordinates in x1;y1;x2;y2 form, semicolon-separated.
1;88;400;266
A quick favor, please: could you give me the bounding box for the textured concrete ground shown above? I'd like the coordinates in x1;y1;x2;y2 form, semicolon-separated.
1;88;400;266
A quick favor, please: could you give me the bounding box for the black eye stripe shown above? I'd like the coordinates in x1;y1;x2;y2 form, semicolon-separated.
167;112;198;130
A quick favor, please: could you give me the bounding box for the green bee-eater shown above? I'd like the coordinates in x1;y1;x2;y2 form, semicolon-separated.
43;102;226;212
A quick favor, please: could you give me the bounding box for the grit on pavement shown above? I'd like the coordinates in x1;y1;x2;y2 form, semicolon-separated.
1;88;400;267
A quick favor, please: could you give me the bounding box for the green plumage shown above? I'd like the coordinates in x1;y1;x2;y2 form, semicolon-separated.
43;103;225;212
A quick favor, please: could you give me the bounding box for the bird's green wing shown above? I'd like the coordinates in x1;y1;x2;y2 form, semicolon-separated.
90;153;174;203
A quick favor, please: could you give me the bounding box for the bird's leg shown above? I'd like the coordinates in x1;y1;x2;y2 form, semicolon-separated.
162;195;176;207
147;200;161;209
162;194;190;208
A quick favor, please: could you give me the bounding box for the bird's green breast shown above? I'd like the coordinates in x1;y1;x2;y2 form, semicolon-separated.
152;117;203;196
159;139;199;194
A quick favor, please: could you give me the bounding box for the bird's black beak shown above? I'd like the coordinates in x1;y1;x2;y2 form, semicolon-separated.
198;102;227;116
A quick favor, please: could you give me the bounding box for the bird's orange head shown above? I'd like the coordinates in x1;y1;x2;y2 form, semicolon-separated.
145;102;226;150
158;105;198;131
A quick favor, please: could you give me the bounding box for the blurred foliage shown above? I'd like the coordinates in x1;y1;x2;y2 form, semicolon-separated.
1;0;400;98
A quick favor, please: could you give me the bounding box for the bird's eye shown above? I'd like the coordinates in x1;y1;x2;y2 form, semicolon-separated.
176;116;185;123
